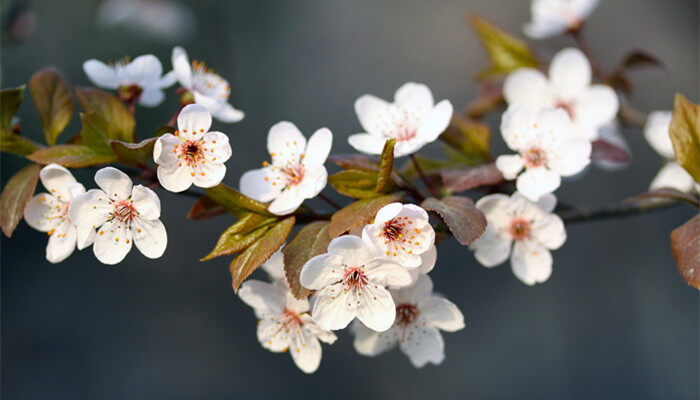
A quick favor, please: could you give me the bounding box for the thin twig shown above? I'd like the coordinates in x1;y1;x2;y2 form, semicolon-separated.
317;192;342;210
569;27;606;80
409;154;440;199
558;198;682;224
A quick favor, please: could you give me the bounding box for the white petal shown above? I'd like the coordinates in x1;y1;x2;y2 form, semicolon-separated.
408;244;437;284
123;54;163;84
131;185;161;220
472;229;512;267
417;99;453;143
298;167;327;199
353;322;398;356
364;260;413;288
311;284;356;331
510;241;553;285
93;219;133;265
394;82;434;111
549;48;591;100
401;273;433;304
239;168;280;202
644;111;674;158
534;193;557;213
327;235;372;266
83;59;119;89
547;136;591;177
523;20;567;40
267;121;306;161
76;226;96;250
46;223;77;263
257;315;293;352
132;217;167;259
157;163;194;193
573;85;619;137
354;94;391;134
261;249;286;281
300;314;337;344
210;102;244;123
193;162;227;188
420;297;465;332
39;164;77;202
532;213;566;250
503;68;552;110
153;133;180;166
571;0;601;19
495;154;524;180
23;194;61;232
238;280;286;315
289;329;322;374
177;103;212;140
516;167;561;201
355;284;396;332
268;186;304;215
299;253;343;290
138;87;165;107
94;167;133;201
475;193;512;229
156;70;178;88
650;162;696;192
303;128;332;167
68;189;112;229
171;46;193;89
399;322;444;368
348;133;386;155
201;131;232;163
372;202;403;224
499;106;533;151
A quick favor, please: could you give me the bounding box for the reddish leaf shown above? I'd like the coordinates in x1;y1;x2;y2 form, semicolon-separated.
202;213;278;261
0;163;41;237
283;221;332;299
632;188;699;208
441;163;504;193
28;144;116;168
421;196;486;245
670;215;700;290
328;154;379;171
29;68;74;145
591;139;630;163
329;193;403;238
188;195;227;220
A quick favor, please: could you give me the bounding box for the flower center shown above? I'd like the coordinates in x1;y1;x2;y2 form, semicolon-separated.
555;100;575;119
178;139;206;168
343;267;368;291
378;216;423;257
383;219;404;240
396;303;419;326
281;164;305;186
509;218;531;241
524;147;547;167
117;84;143;103
281;309;302;327
191;60;230;99
111;200;139;224
392;126;417;142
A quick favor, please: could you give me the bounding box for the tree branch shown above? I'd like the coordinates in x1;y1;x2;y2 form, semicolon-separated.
558;198;682;224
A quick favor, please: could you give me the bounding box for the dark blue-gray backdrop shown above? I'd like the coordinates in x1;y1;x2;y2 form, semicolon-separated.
2;0;698;399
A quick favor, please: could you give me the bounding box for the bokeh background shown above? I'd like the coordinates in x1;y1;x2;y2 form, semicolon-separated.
1;0;698;399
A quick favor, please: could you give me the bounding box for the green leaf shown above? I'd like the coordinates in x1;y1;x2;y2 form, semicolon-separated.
440;115;492;162
376;139;396;193
469;14;539;78
29;68;74;145
421;196;486;245
79;113;112;150
0;85;25;129
229;216;295;293
283;221;332;299
188;195;227;220
75;87;135;143
202;213;278;261
328;154;380;171
1;129;42;156
329;193;403;238
205;183;274;218
670;214;700;290
328;169;381;199
110;138;157;167
669;94;700;183
0;163;41;237
27;144;116;168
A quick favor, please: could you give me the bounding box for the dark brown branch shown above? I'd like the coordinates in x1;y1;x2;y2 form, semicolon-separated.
410;154;441;198
569;27;606;80
558;198;682;224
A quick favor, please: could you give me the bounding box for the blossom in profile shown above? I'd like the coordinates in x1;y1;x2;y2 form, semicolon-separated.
238;280;336;374
644;111;698;193
83;54;176;107
469;192;566;285
503;47;618;141
153;104;232;192
96;0;196;43
361;203;435;269
353;274;464;368
239;122;332;215
496;106;591;201
23;164;96;263
69;167;167;265
349;82;453;157
524;0;601;39
299;235;412;332
171;46;244;123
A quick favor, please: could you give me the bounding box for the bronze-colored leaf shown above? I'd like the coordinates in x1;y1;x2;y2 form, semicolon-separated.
1;128;42;156
591;139;630;163
205;183;274;218
440;115;492;162
0;163;41;237
0;85;25;129
110;138;157;167
328;153;380;171
152;125;175;138
28;144;116;168
631;188;699;208
421;196;486;245
79;113;112;150
75;87;135;143
188;195;227;220
230;216;295;293
441;163;504;193
469;14;539;78
29;68;74;145
670;215;700;290
283;221;332;299
376;139;396;193
328;169;381;199
202;213;278;261
669;94;700;183
329;193;403;237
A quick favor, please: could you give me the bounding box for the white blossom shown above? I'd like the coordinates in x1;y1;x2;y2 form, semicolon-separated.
496;106;591;201
503;47;618;141
239;122;332;216
361;203;435;269
153;104;232;192
261;248;286;282
171;46;244;123
644;111;698;193
353;274;464;368
96;0;196;43
524;0;601;39
299;235;412;332
68;167;167;265
469;192;566;285
23;164;96;263
83;54;176;107
348;82;453;157
238;280;336;374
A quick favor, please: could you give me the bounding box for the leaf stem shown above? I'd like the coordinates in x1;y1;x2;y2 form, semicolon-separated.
410;154;441;198
317;192;342;210
558;198;681;224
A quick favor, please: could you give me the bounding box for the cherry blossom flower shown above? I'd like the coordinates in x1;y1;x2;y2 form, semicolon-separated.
524;0;601;39
153;104;232;192
171;46;244;123
68;167;167;265
238;280;336;374
83;54;176;107
469;192;566;285
97;0;196;43
361;203;436;269
496;106;591;201
239;122;332;215
644;111;698;193
261;248;286;282
299;235;412;332
353;275;464;368
348;82;453;157
23;164;96;263
503;47;618;141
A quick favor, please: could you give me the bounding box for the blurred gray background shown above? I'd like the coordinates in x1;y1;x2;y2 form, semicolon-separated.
1;0;698;399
